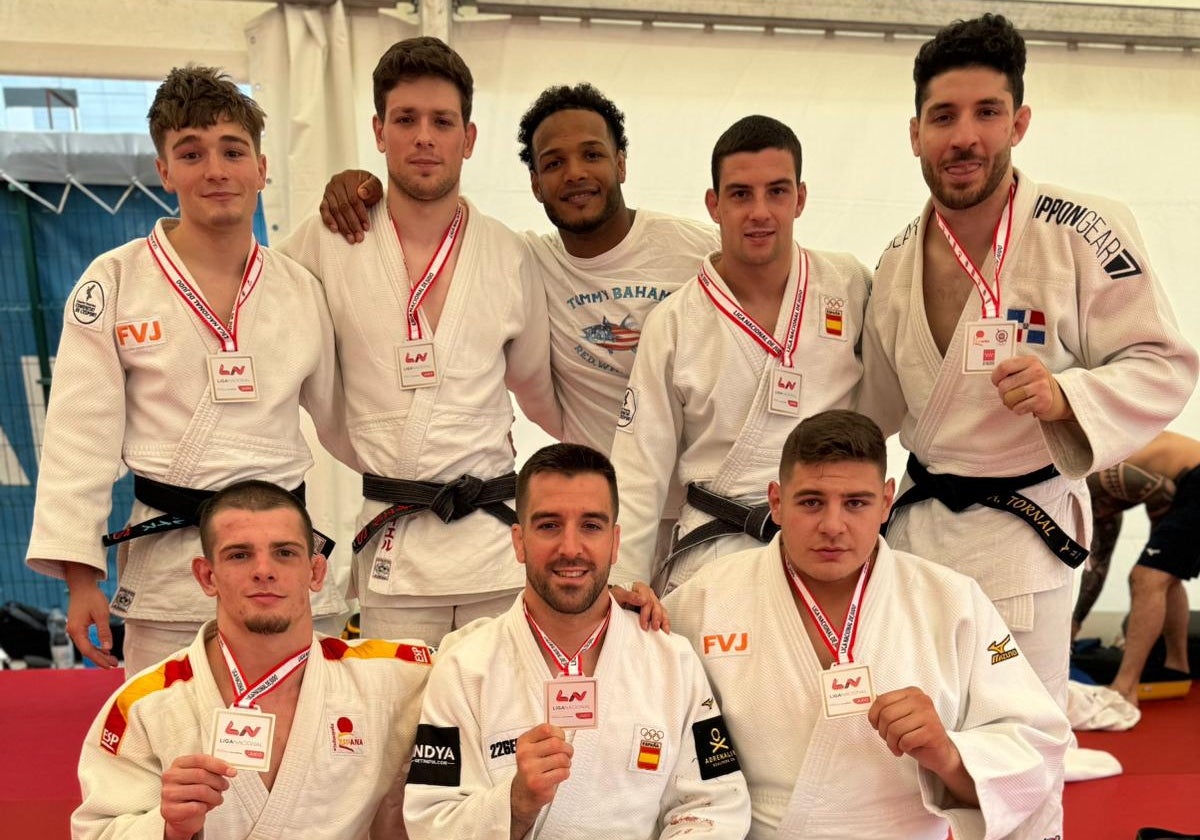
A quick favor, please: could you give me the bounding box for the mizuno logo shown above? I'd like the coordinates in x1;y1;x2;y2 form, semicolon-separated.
988;634;1020;665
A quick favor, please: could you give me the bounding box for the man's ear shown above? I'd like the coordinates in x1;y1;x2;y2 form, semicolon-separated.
512;524;527;565
193;555;218;597
309;552;328;593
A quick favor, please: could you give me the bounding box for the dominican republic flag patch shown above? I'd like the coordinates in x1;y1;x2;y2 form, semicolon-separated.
1006;308;1046;345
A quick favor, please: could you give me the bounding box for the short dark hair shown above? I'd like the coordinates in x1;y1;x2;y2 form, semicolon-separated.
779;410;887;480
913;13;1026;115
372;36;473;122
516;443;619;521
516;83;629;170
198;480;314;559
148;65;265;155
711;115;802;190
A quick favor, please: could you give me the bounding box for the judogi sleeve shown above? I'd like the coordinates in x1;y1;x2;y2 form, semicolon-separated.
922;581;1071;840
403;653;513;840
26;268;125;579
609;302;684;587
1041;204;1197;478
73;693;171;840
292;260;361;473
660;649;751;839
856;263;905;439
505;243;562;441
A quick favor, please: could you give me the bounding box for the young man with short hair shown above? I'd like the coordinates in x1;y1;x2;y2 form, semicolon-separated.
403;443;750;839
667;411;1070;839
610;116;870;593
858;13;1196;711
73;480;431;840
280;37;560;644
26;66;353;674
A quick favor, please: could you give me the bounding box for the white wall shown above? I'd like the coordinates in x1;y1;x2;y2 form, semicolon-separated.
4;1;1198;621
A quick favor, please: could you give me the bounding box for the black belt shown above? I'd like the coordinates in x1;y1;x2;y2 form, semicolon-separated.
103;475;335;557
353;472;518;554
668;483;779;560
888;453;1087;569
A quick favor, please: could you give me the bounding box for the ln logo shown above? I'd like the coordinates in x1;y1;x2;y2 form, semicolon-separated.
226;721;262;738
219;364;246;376
831;676;861;691
702;633;748;655
115;319;164;347
405;351;428;364
556;689;588;703
777;377;797;390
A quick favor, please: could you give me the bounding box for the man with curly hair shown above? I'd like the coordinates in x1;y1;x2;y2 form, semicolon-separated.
859;14;1196;832
513;83;717;456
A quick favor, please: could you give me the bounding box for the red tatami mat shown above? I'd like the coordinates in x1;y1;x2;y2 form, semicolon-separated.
0;668;124;839
1067;687;1200;839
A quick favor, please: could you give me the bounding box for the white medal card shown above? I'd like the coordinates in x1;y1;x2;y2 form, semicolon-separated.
208;354;258;402
819;664;874;719
211;707;275;771
962;320;1017;375
769;370;802;417
545;676;598;730
396;341;439;389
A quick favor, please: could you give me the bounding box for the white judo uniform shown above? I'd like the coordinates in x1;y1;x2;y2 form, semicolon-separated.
666;536;1071;840
73;622;432;840
528;209;717;454
26;219;354;623
280;201;559;606
859;172;1197;698
403;594;751;839
610;244;869;589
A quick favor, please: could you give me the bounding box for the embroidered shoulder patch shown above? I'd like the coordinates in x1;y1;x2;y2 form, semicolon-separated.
692;715;741;780
408;724;461;786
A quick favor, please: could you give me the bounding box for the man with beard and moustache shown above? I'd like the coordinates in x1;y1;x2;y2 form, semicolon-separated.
858;15;1195;834
73;481;432;840
403;444;750;840
319;82;717;457
279;37;561;645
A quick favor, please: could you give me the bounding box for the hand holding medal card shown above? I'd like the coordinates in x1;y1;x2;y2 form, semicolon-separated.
211;707;275;771
820;664;875;718
544;676;599;730
962;320;1017;375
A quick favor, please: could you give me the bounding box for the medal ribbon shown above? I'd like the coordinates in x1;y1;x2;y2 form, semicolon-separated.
393;203;465;342
697;246;809;368
783;554;871;666
932;180;1016;320
523;599;611;677
147;229;262;353
218;632;310;709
